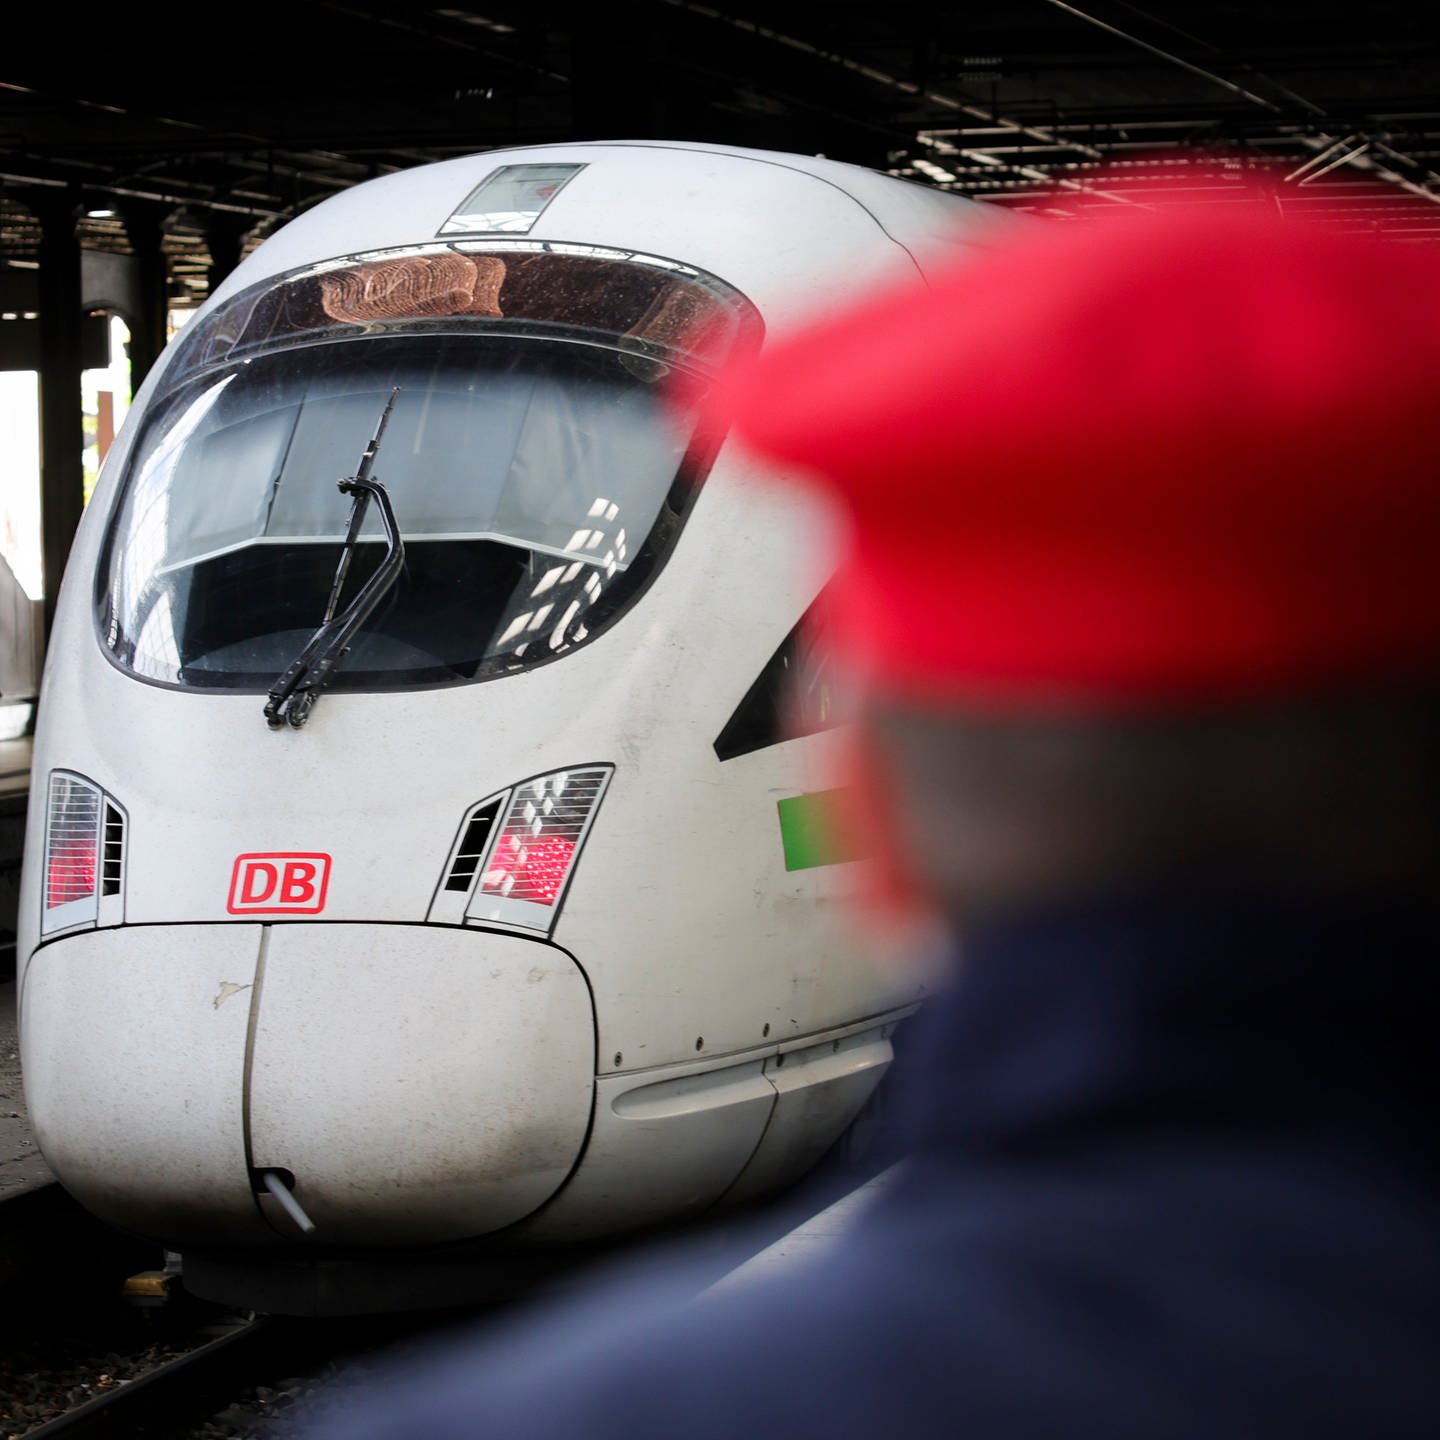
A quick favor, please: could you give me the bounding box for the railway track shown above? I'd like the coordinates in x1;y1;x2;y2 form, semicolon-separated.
8;1306;450;1440
17;1313;271;1440
0;1161;869;1438
0;1183;658;1438
0;1184;344;1439
2;1184;220;1434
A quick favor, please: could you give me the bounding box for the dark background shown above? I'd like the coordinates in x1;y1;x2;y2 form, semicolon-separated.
5;0;1440;308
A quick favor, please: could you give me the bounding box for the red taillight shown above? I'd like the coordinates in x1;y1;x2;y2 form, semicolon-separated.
486;832;576;906
47;837;97;909
477;769;609;911
44;774;101;913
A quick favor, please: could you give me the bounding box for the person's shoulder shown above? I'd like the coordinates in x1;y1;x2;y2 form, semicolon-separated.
290;1173;980;1439
290;1141;1440;1440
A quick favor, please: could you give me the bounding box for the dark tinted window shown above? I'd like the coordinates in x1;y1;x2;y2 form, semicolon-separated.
714;593;847;760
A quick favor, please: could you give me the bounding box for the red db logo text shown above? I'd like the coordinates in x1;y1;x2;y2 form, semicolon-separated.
227;853;332;915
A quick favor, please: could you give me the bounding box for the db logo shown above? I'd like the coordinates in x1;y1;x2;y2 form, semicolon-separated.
227;853;332;915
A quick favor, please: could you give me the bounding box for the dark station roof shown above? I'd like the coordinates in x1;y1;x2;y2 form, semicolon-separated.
4;1;1440;310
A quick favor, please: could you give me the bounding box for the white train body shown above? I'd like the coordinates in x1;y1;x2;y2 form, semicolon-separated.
17;142;1004;1311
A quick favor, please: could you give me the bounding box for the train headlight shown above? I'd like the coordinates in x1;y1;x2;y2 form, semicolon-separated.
429;765;612;933
41;772;128;937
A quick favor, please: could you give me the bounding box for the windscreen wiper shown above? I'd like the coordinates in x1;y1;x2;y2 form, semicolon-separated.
265;388;406;730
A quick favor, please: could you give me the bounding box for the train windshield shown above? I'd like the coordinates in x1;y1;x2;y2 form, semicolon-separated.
96;244;761;694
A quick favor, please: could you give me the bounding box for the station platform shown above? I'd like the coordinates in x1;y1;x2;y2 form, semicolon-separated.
0;976;54;1197
707;1163;900;1293
0;724;41;1192
0;736;29;982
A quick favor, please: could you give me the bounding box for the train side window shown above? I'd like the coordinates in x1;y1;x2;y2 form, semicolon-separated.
714;593;845;760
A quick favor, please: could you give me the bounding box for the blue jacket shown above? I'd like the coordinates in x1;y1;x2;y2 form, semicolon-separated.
296;882;1440;1438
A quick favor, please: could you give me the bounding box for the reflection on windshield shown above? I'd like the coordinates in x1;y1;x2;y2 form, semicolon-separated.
174;242;755;384
98;333;704;692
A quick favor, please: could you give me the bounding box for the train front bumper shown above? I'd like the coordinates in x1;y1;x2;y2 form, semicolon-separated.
19;923;594;1248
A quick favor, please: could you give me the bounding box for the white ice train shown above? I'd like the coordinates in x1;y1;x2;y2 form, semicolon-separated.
17;141;1005;1313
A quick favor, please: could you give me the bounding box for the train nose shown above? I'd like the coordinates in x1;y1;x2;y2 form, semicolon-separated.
20;924;594;1247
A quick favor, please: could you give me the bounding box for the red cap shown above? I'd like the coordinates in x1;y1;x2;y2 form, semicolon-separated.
711;191;1440;708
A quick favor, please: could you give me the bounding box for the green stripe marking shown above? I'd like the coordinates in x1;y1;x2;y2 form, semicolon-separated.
777;788;866;871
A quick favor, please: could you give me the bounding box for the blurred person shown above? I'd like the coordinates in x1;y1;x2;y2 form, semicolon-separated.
294;187;1440;1439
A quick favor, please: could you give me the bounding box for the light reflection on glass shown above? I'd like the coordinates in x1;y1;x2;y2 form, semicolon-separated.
439;164;586;236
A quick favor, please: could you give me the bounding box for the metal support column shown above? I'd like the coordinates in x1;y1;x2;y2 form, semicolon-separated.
121;201;171;394
205;215;250;299
25;187;86;651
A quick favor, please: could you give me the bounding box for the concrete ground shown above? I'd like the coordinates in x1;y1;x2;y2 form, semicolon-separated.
0;736;30;978
0;729;44;1193
0;978;55;1196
